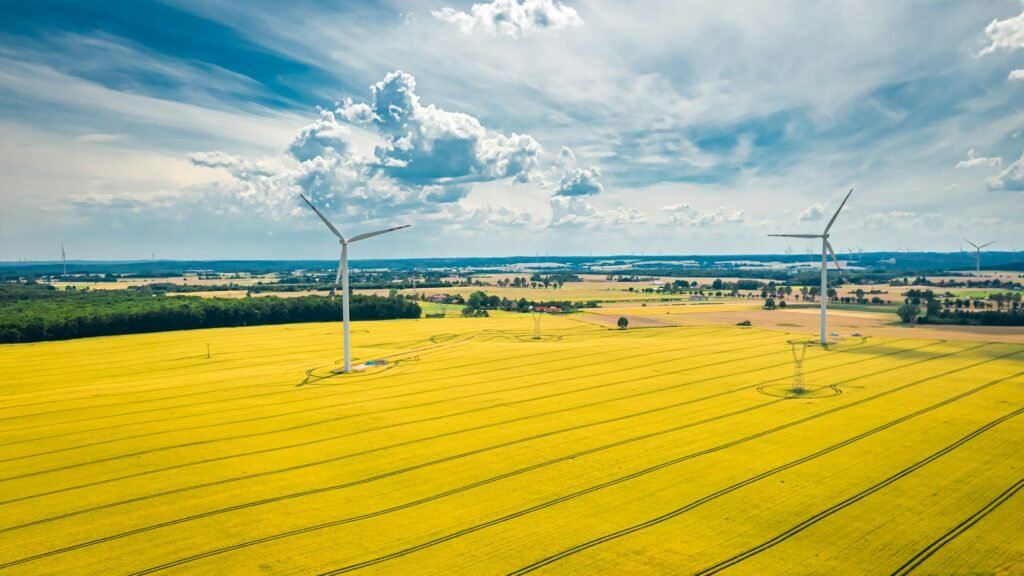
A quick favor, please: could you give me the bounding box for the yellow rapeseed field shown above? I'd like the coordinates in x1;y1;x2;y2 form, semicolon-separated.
1;315;1022;575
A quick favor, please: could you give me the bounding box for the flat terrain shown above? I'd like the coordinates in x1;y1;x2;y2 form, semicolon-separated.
1;316;1022;574
585;302;1024;344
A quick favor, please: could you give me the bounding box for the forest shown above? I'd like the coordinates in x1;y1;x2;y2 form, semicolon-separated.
0;283;420;343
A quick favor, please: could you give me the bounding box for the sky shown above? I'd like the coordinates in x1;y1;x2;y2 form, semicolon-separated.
1;0;1023;261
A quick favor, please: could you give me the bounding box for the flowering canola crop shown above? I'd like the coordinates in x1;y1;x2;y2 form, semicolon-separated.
0;315;1021;574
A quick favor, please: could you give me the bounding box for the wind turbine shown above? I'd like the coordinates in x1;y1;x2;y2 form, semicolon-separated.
964;238;994;273
769;189;852;345
60;242;66;277
299;194;410;372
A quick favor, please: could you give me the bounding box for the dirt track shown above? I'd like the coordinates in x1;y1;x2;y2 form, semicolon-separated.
581;308;1024;343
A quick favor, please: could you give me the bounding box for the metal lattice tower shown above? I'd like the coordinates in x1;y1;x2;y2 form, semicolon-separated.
790;340;808;393
532;311;542;340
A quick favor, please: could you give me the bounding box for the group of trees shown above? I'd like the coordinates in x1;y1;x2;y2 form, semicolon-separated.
898;276;1023;290
0;284;420;344
896;289;1023;326
492;274;580;289
457;290;595;317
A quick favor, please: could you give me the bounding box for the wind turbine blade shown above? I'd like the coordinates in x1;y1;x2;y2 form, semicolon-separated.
299;194;345;241
349;224;411;243
823;188;853;234
980;241;995;248
825;240;845;282
768;234;823;239
330;249;343;302
964;238;979;249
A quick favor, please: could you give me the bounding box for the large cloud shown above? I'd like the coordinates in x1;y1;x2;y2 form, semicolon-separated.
432;0;583;38
191;70;550;224
556;166;603;196
662;203;745;226
978;7;1024;56
342;71;541;184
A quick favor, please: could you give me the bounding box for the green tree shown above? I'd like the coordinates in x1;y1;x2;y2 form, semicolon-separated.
617;316;629;330
897;303;920;324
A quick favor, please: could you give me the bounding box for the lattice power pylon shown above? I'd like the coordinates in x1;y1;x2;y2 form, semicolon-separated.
790;340;808;393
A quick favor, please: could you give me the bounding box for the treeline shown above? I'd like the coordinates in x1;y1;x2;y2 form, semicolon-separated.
896;290;1023;326
917;311;1024;326
0;284;420;344
457;290;596;317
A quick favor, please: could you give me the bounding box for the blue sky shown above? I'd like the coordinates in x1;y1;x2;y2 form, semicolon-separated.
1;0;1023;260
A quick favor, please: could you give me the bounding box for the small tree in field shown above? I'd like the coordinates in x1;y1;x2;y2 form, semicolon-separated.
897;303;919;324
617;317;629;330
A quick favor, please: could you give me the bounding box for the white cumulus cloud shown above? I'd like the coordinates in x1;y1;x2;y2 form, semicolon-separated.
956;148;1002;169
1010;69;1024;80
191;70;550;224
662;203;745;227
556;166;603;196
432;0;583;38
550;196;645;227
978;7;1024;55
799;202;827;222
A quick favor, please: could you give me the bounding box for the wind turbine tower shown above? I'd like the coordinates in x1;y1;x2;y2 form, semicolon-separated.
300;194;410;372
964;239;994;273
770;189;852;345
60;242;66;277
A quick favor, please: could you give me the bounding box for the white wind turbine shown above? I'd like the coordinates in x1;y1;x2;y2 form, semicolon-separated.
964;238;994;273
60;242;66;277
770;189;852;345
300;194;410;372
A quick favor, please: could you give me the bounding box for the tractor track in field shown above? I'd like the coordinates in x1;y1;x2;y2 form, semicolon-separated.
0;328;746;458
0;332;817;507
693;409;1024;574
0;334;401;409
0;327;735;442
0;322;624;415
157;366;1024;576
0;331;790;479
0;329;522;424
0;337;926;517
0;327;648;448
0;343;1001;570
504;367;1024;576
889;476;1024;576
0;335;634;453
124;400;783;576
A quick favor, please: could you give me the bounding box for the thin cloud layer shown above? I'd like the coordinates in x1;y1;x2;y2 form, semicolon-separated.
986;152;1024;191
433;0;583;38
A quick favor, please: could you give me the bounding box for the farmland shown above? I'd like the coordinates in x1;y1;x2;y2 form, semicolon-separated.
1;315;1022;574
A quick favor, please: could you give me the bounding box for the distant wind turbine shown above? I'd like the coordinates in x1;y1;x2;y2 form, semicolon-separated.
300;194;410;372
60;242;66;276
964;238;994;273
770;189;852;345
